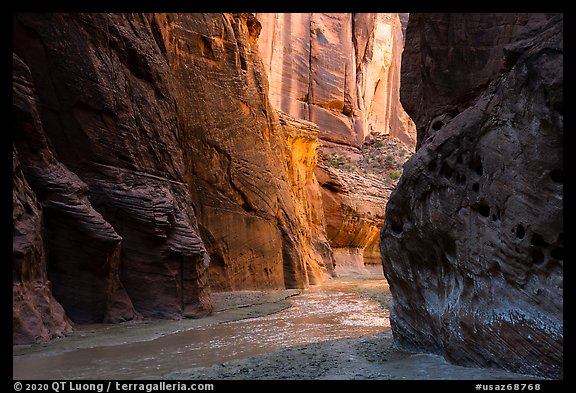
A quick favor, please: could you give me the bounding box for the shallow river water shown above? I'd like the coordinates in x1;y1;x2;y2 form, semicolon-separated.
14;276;389;379
13;273;538;380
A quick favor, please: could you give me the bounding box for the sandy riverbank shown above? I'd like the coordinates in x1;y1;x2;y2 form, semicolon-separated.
164;331;539;380
163;276;538;381
14;274;540;380
13;288;301;358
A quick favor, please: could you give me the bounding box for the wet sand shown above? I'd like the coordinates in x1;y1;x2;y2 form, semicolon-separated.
13;273;538;380
166;332;539;380
13;289;302;379
13;288;302;359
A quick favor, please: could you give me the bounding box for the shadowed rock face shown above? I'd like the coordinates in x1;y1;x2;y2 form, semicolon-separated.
13;13;335;344
13;51;137;336
381;13;563;378
13;146;73;344
13;13;212;341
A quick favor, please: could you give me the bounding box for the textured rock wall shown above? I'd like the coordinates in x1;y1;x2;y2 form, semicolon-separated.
13;13;212;343
13;13;334;343
13;49;137;337
257;13;415;147
153;13;333;291
257;13;416;271
278;112;336;283
13;146;73;344
315;162;391;274
353;13;416;145
381;13;563;378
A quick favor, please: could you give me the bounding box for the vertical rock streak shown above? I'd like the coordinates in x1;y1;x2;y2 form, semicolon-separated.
257;13;415;147
257;13;417;272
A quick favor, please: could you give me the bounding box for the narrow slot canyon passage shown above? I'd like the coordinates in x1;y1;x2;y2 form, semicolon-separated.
13;12;562;382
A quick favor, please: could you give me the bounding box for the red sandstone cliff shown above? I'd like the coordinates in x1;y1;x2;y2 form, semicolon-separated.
257;13;416;270
257;13;415;147
13;13;335;344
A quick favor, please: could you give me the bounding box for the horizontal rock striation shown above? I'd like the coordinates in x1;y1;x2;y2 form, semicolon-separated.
13;13;212;342
381;13;563;378
13;13;336;343
13;145;73;344
315;161;391;275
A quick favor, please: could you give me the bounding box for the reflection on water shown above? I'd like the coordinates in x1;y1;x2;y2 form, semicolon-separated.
13;278;389;380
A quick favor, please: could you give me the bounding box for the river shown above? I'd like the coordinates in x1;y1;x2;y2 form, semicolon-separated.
13;272;537;380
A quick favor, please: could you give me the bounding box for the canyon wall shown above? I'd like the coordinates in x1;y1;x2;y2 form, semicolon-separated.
153;13;333;291
13;13;212;342
381;13;563;378
278;112;336;283
316;134;412;273
13;13;334;344
315;164;388;274
13;144;73;344
257;13;415;147
257;13;416;270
